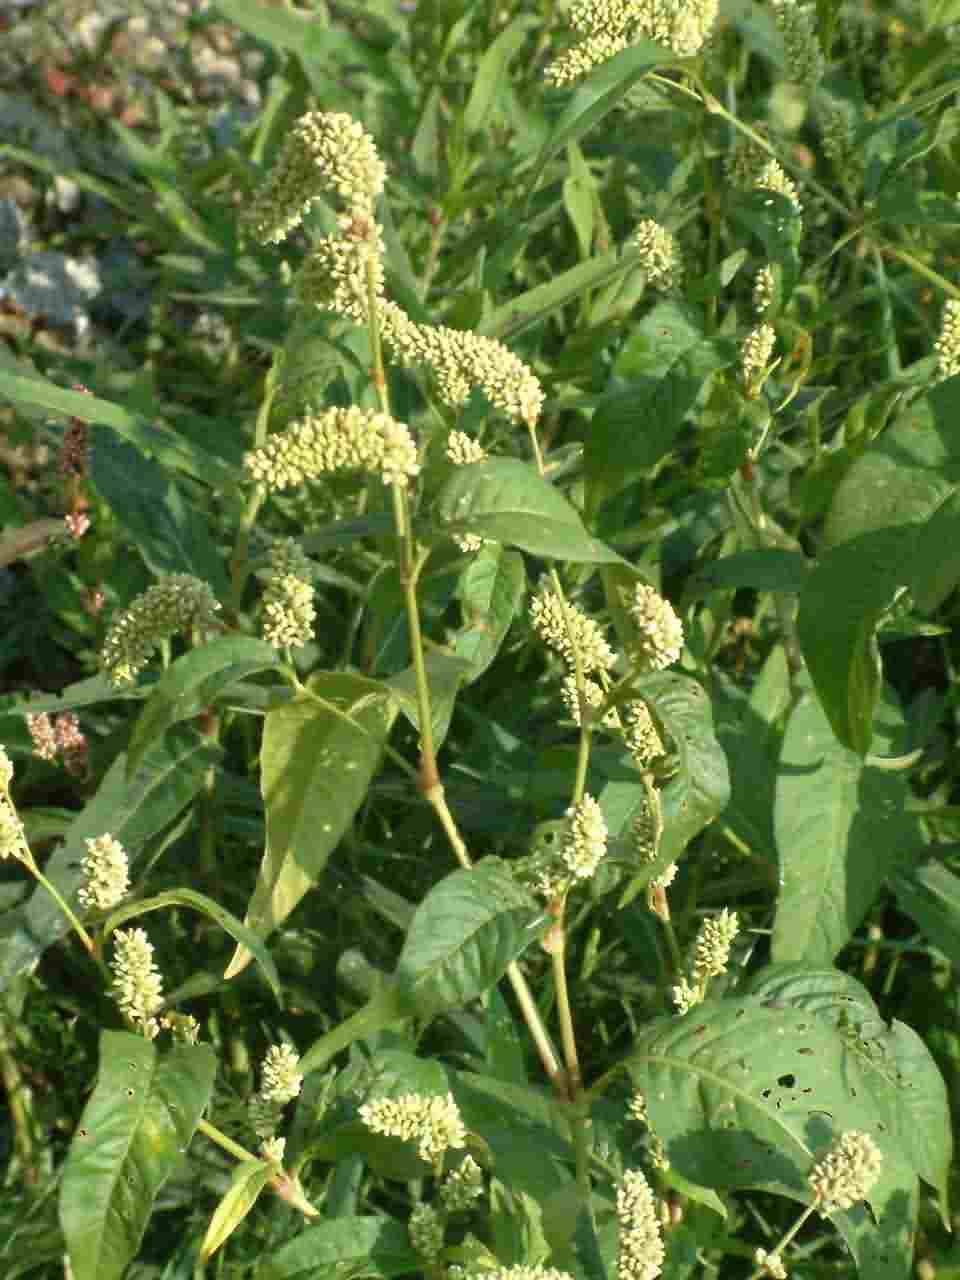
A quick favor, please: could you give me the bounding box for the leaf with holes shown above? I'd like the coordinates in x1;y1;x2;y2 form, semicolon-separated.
748;964;951;1223
626;997;916;1278
60;1031;216;1280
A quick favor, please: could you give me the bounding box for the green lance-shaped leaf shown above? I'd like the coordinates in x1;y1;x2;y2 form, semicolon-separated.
200;1159;273;1264
585;301;735;517
894;856;960;971
626;997;917;1279
225;672;396;979
463;16;535;135
616;671;730;885
385;651;473;748
772;690;917;967
432;458;625;564
748;964;952;1224
257;1217;419;1280
395;858;544;1019
91;429;228;594
0;370;237;490
60;1031;216;1280
127;636;284;780
453;544;526;680
797;527;911;755
106;888;281;1003
526;42;682;199
0;726;220;992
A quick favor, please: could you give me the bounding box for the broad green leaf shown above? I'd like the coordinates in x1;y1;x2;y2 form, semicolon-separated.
200;1160;273;1263
0;728;220;991
127;637;283;780
823;394;960;550
0;371;236;490
106;889;281;1002
60;1031;216;1280
385;651;473;748
586;302;735;512
893;856;960;969
728;189;802;300
772;689;918;965
907;488;960;611
453;1071;572;1200
747;964;952;1222
626;998;917;1278
91;429;228;592
453;544;526;679
797;528;909;754
432;458;624;563
395;859;544;1019
306;1120;432;1183
526;42;681;198
257;1217;418;1280
685;549;809;597
225;673;396;978
709;670;780;865
464;17;534;134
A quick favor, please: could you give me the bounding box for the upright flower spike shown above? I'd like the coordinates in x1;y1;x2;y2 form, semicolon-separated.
260;1042;303;1106
672;908;739;1012
244;407;420;493
808;1130;882;1213
110;927;164;1039
78;834;130;911
561;794;608;881
616;1168;665;1280
632;219;681;291
243;111;386;245
772;0;825;88
101;575;222;686
935;299;960;382
626;584;684;671
755;159;802;214
741;323;778;398
409;1203;444;1263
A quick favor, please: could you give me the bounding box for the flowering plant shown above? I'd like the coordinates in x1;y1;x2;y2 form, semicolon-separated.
0;1;956;1277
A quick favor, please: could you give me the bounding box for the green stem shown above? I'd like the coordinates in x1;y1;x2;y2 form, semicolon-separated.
25;856;95;956
0;1015;38;1187
746;1201;818;1280
197;1116;257;1163
551;915;582;1096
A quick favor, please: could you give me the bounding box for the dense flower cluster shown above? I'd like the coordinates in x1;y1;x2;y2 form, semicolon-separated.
627;584;684;670
622;699;665;765
741;323;777;396
672;908;739;1012
632;219;681;290
755;159;802;213
772;0;825;86
753;1248;787;1279
380;300;544;428
546;0;719;84
101;575;222;686
262;573;316;650
616;1169;665;1279
245;407;420;492
530;586;617;676
562;794;609;880
27;711;89;775
935;299;960;382
440;1155;484;1211
111;927;164;1039
446;431;487;466
753;265;775;317
298;220;386;321
409;1203;444;1262
359;1091;467;1165
78;834;130;911
243;111;386;244
260;1042;303;1105
808;1130;883;1213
